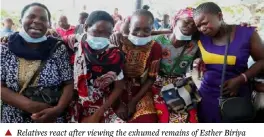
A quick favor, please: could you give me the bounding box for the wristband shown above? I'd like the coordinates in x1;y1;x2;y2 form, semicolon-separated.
241;73;248;83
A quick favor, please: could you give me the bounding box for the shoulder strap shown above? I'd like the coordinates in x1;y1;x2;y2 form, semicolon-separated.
19;41;63;94
169;42;188;76
220;27;232;98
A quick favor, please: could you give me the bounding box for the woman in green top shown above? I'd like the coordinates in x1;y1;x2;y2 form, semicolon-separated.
151;8;201;123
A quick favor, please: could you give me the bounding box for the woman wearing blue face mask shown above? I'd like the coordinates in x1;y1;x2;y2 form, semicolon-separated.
151;8;201;123
116;9;162;123
1;3;73;123
68;11;125;123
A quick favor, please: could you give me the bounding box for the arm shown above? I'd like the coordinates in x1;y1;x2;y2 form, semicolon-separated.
250;31;264;61
151;30;172;36
94;80;125;118
1;83;50;113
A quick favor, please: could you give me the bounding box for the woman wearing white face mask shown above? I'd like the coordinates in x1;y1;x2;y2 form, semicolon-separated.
115;10;162;123
1;3;73;123
68;11;125;123
151;8;201;123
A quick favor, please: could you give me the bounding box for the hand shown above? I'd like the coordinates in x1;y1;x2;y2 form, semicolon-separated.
116;103;128;121
223;75;245;96
26;101;51;114
31;106;63;123
0;36;8;44
127;101;137;118
110;32;124;48
81;111;102;123
240;22;251;27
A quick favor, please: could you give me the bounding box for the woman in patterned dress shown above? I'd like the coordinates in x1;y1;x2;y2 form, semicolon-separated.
1;3;73;123
151;8;201;123
116;10;162;123
68;11;125;123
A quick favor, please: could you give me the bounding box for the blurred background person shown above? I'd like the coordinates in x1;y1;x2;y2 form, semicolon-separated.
75;12;89;35
0;18;14;37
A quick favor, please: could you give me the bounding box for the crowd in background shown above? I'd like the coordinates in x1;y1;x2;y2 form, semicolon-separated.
1;1;264;123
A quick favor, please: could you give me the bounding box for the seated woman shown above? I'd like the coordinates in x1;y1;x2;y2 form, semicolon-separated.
193;2;264;122
116;9;162;123
1;2;73;123
68;11;125;123
151;7;201;123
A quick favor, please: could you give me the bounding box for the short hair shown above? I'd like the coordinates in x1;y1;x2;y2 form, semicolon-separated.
142;5;150;10
86;10;114;27
194;2;222;17
131;9;154;24
21;2;51;22
80;12;89;19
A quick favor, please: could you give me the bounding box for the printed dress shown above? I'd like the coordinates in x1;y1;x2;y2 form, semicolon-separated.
68;42;125;123
0;44;73;123
121;39;162;123
151;35;201;123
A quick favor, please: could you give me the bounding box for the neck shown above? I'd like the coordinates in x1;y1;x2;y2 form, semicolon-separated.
169;34;186;48
62;25;70;30
214;24;231;39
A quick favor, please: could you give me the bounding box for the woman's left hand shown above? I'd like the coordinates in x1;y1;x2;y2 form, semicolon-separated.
127;101;137;118
31;106;63;123
223;75;244;96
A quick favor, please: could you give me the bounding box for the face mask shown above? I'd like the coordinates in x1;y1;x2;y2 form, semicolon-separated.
19;28;47;43
174;25;192;41
128;34;152;46
86;34;110;50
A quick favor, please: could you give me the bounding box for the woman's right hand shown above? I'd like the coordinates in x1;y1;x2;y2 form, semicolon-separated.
0;36;8;44
116;103;128;121
110;32;124;48
26;101;51;114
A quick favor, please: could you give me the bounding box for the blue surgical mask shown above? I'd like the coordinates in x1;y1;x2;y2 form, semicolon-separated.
128;34;152;46
19;28;47;43
174;25;192;41
86;34;110;50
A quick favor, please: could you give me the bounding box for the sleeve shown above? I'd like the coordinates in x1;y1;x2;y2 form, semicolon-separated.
0;45;7;82
56;44;73;83
148;42;162;78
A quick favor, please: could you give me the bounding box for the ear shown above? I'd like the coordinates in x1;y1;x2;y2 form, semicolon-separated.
218;12;223;21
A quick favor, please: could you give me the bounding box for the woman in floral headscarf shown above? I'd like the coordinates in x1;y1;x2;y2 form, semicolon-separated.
151;7;201;123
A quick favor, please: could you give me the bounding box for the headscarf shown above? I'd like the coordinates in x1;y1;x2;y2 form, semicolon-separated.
171;7;194;29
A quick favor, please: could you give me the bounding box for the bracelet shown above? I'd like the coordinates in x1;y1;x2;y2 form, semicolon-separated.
241;73;248;83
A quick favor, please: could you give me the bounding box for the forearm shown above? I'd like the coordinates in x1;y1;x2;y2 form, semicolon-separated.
97;80;125;116
131;79;154;103
1;84;32;112
244;60;264;80
55;82;74;111
151;30;172;36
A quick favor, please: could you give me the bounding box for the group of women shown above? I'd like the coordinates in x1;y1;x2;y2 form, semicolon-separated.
1;2;264;123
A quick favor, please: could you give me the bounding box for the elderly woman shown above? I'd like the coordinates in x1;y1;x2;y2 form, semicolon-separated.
1;2;73;123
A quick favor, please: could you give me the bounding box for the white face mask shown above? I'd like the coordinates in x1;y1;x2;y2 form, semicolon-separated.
19;28;47;43
86;34;110;50
128;34;152;46
174;25;192;41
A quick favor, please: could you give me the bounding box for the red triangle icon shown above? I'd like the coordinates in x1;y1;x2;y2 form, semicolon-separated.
5;130;12;136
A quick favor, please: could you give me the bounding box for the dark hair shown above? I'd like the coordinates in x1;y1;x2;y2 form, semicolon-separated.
21;2;51;22
132;9;154;24
142;5;150;10
80;12;89;19
194;2;222;17
86;10;114;27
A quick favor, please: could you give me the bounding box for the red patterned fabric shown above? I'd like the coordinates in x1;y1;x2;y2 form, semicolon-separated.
171;7;195;29
68;41;125;123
